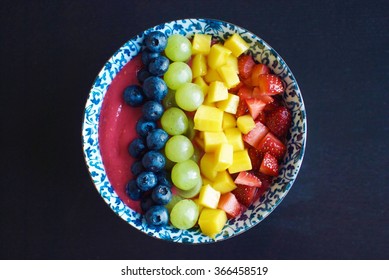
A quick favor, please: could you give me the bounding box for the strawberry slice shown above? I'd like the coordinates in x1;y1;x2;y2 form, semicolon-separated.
256;173;273;190
218;192;242;218
259;152;279;176
245;98;266;120
236;85;253;117
248;147;264;171
237;85;253;99
256;132;286;161
243;121;269;148
256;74;284;95
251;64;270;86
265;106;292;138
234;171;262;188
238;55;256;79
232;185;258;207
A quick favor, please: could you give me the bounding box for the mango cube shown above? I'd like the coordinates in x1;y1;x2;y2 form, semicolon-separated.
207;44;232;69
217;93;240;114
224;127;244;151
200;153;218;180
224;33;249;57
192;54;207;78
193;198;204;213
203;131;227;152
198;208;227;238
192;34;212;55
217;64;240;89
214;143;233;172
194;105;223;132
237;114;256;134
193;76;209;96
222;112;237;129
225;54;238;73
228;149;252;174
198;184;221;209
204;68;223;83
207;81;228;103
212;170;237;193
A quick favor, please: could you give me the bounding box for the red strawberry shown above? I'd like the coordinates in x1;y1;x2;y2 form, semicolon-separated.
256;111;266;123
236;99;248;117
245;98;266;120
234;171;262;188
256;132;286;160
243;121;269;147
251;64;270;86
256;173;273;190
232;185;258;207
248;147;264;171
218;192;242;218
236;85;252;117
237;85;253;99
238;55;256;79
265;106;292;138
259;152;279;176
256;74;284;95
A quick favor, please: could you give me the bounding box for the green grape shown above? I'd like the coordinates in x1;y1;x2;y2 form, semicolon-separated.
170;199;200;229
163;62;192;90
165;195;184;213
176;178;202;198
161;107;188;135
190;146;202;163
184;117;195;140
175;83;204;112
162;89;177;108
164;34;192;62
165;135;194;162
161;149;175;170
171;159;201;191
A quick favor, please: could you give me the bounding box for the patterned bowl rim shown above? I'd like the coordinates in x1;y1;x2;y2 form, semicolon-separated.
82;18;307;244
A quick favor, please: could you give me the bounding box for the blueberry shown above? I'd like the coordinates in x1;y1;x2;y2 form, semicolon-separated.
148;55;169;76
156;170;172;188
141;49;160;65
151;185;172;205
142;100;164;121
128;138;146;158
136;118;157;138
146;128;169;150
131;160;145;176
144;205;169;227
144;31;167;53
140;196;155;213
142;76;168;102
125;179;143;200
142;150;165;172
137;67;151;83
136;171;157;191
123;85;145;107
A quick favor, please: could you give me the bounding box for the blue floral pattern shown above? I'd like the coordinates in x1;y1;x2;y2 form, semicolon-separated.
82;19;307;243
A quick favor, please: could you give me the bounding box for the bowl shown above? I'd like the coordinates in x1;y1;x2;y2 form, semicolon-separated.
82;18;307;243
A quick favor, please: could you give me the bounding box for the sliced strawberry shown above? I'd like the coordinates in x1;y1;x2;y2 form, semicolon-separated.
218;192;242;218
256;111;266;123
234;171;262;188
238;55;256;79
232;185;258;207
256;173;273;190
236;85;252;117
265;106;292;138
252;87;275;102
259;152;279;176
241;76;253;87
230;81;243;93
248;147;264;171
243;121;269;148
237;85;253;100
256;74;284;95
245;98;266;120
236;99;248;117
256;132;286;161
251;64;270;86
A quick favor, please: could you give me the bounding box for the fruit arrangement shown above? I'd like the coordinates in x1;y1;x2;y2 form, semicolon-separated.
123;30;291;238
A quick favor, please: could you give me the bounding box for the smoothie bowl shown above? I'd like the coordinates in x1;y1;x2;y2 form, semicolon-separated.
82;18;306;243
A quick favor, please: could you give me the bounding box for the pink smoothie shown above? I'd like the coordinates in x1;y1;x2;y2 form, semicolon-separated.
98;55;143;213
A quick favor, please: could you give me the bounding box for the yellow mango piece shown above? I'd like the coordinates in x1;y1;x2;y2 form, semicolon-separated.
192;34;212;55
194;105;223;132
204;68;223;83
225;54;238;73
212;170;237;193
192;54;207;78
207;44;232;69
237;114;256;134
224;33;249;57
217;64;240;89
201;177;213;186
224;127;244;151
193;198;204;213
216;93;240;114
207;81;228;103
198;208;227;238
193;76;209;96
214;143;233;172
200;153;218;181
228;149;252;174
222;112;237;130
198;184;221;209
203;131;227;152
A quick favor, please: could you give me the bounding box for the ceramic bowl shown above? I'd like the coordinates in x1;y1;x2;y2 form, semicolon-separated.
82;18;307;243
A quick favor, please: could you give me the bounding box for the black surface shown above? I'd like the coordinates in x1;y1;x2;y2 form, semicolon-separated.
1;0;388;260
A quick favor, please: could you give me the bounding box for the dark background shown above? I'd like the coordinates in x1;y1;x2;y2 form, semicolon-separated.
1;0;388;260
